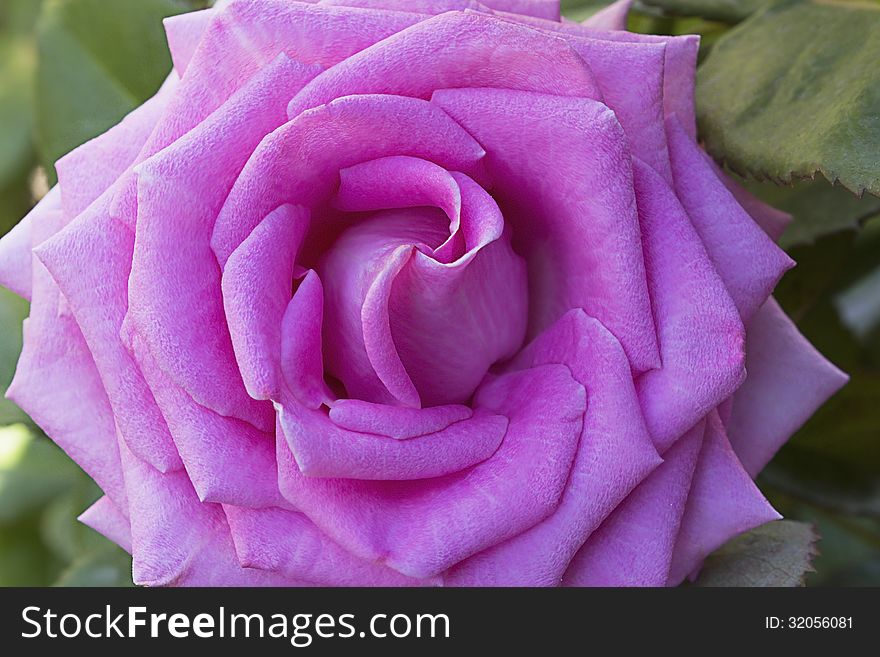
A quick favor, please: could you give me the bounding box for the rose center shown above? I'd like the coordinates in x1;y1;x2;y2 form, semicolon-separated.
315;168;528;409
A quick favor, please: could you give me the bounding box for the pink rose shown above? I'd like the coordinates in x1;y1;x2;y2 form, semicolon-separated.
0;0;846;586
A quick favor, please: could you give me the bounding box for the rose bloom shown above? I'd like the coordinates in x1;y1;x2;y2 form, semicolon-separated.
0;0;846;586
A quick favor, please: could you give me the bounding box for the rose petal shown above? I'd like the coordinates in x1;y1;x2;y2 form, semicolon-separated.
335;156;464;261
433;88;660;372
223;204;310;401
632;158;745;452
0;187;60;300
718;169;792;242
277;364;584;578
212;93;487;268
287;11;601;119
128;332;288;510
163;9;213;75
119;440;303;586
280;270;334;408
224;505;426;586
7;203;127;510
280;399;507;480
667;117;794;321
446;309;661;586
55;75;176;222
79;496;132;553
128;55;315;429
727;298;848;477
329;399;472;439
512;15;700;134
36;199;183;473
581;0;633;30
562;421;705;586
667;411;780;585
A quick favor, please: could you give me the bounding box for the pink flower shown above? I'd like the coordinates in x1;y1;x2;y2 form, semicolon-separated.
0;0;846;586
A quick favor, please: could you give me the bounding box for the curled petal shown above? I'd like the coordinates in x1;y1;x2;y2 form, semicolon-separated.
280;400;507;480
212;93;487;268
329;399;472;439
280;270;334;408
223;204;310;401
277;364;585;578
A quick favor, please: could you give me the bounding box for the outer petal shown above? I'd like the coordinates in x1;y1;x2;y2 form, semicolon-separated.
119;440;303;587
55;76;176;222
128;55;316;428
224;505;425;586
277;364;585;578
510;15;700;134
632;158;745;452
667;117;793;321
112;0;416;226
36;200;183;473
163;9;213;75
287;11;600;119
667;412;781;585
483;0;560;19
433;88;660;372
581;0;633;30
446;310;661;586
563;421;705;587
79;496;132;553
6;202;127;510
0;187;61;300
716;167;792;242
727;298;848;476
129;332;288;510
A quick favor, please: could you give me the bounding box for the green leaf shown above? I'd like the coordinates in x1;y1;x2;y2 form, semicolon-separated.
0;286;29;424
35;0;188;181
54;546;134;587
0;425;81;524
743;177;880;249
0;0;45;36
0;515;61;586
0;36;36;187
40;475;108;563
560;0;615;21
694;520;819;587
696;0;880;197
641;0;767;22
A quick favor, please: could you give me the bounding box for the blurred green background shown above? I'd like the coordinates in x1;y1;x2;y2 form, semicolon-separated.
0;0;878;586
